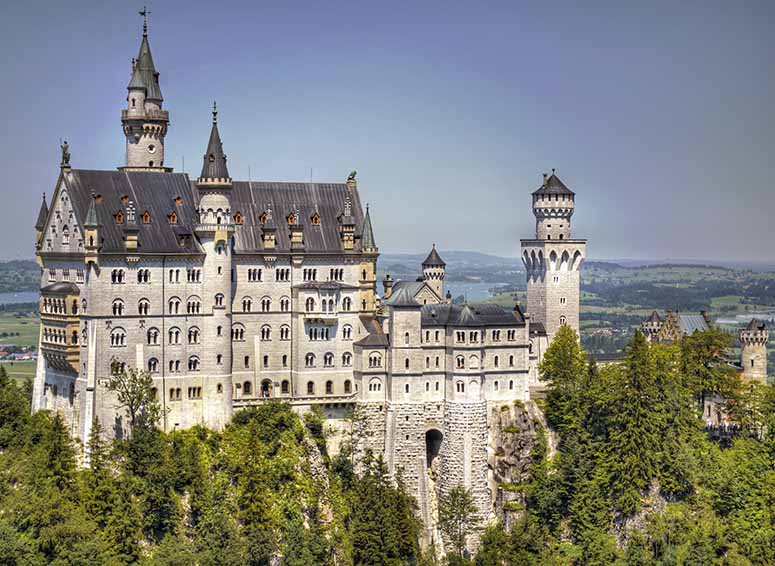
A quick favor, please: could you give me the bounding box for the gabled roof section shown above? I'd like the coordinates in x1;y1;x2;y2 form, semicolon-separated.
361;205;376;249
35;194;49;231
420;303;525;327
422;244;445;267
532;171;575;196
199;104;230;182
59;170;200;254
127;26;163;101
677;314;710;335
226;181;367;253
384;286;421;308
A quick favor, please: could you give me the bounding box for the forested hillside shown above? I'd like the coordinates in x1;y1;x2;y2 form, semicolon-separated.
1;327;775;565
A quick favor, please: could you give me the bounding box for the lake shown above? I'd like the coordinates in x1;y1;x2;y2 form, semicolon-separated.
0;291;39;306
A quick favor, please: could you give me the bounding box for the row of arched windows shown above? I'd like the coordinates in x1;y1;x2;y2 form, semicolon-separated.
304;352;353;368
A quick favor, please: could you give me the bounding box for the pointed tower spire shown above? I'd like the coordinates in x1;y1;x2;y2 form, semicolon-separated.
35;193;49;232
198;102;231;183
361;204;377;251
84;193;99;228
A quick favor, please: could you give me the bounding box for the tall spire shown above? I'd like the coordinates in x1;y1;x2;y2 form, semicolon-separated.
35;193;49;231
84;194;99;228
127;9;162;102
198;102;231;183
361;204;377;250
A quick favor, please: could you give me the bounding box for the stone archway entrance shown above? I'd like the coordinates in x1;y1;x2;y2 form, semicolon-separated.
424;429;444;550
260;379;272;398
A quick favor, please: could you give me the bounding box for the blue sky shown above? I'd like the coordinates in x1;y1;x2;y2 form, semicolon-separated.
1;0;773;261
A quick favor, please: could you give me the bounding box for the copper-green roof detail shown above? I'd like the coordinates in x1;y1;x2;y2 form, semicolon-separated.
35;193;49;231
83;195;99;228
361;205;377;249
532;172;575;196
127;29;163;101
199;104;230;181
422;244;445;267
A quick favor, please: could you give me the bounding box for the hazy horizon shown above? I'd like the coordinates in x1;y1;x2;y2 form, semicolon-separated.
1;0;773;261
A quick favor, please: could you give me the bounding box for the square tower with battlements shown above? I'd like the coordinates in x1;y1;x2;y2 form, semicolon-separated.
521;171;586;342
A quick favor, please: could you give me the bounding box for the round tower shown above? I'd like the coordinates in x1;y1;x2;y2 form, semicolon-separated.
422;244;446;300
740;319;768;384
120;14;170;171
195;103;235;427
532;169;575;240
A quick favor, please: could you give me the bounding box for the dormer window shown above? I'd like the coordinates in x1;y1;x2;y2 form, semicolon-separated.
168;211;178;225
175;197;183;206
120;195;129;206
287;213;297;226
142;211;151;224
234;212;244;225
115;211;124;224
311;212;320;226
259;212;267;225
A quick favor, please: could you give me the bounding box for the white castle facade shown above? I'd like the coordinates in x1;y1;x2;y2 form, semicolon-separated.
32;18;587;539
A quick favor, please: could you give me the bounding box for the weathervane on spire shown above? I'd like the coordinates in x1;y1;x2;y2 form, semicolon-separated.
212;101;218;123
139;6;150;35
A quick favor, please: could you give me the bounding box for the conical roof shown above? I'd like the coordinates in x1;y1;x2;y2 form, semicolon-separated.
361;205;377;249
745;318;766;332
127;27;163;101
422;244;445;267
199;104;231;182
533;171;574;196
84;195;99;228
647;310;662;323
35;194;49;231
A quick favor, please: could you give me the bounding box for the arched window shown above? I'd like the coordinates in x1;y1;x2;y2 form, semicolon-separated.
342;297;352;311
426;356;430;369
324;352;334;367
368;378;382;392
509;380;514;390
187;297;201;314
168;327;181;344
494;380;499;391
147;328;159;345
405;358;410;369
112;299;125;317
326;380;333;395
261;297;271;312
305;297;315;312
342;325;352;340
344;380;352;394
559;315;567;326
494;355;499;368
168;297;180;314
342;352;352;366
307;381;315;395
110;327;126;347
281;380;290;394
148;358;159;373
188;356;200;371
509;355;515;367
404;332;410;345
232;325;245;341
280;325;290;340
435;356;440;368
138;299;150;316
405;383;410;393
456;381;465;393
456;355;465;369
305;353;315;367
242;297;253;312
369;353;382;368
188;327;200;344
214;294;224;307
243;381;252;395
260;325;271;341
280;297;290;312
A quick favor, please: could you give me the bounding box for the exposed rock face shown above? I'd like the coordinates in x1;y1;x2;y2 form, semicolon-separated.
487;400;544;529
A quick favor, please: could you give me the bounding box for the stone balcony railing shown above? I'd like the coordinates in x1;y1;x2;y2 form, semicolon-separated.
121;109;169;122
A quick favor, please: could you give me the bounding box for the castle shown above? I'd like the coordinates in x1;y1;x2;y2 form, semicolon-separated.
31;15;586;546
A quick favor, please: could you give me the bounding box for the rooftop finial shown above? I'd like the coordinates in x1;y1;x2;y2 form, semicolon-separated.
212;101;218;123
139;6;149;36
552;167;556;175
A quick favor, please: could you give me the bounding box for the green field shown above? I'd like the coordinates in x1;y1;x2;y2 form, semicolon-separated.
0;312;39;348
0;360;36;383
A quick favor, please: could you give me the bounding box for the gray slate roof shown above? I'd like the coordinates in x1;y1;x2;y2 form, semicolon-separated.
420;303;525;327
227;181;366;254
678;314;710;335
532;172;574;196
354;315;389;347
383;286;421;308
41;281;80;295
61;170;201;254
745;319;766;332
